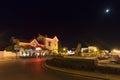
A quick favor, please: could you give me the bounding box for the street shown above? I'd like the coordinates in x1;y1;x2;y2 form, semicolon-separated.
0;58;102;80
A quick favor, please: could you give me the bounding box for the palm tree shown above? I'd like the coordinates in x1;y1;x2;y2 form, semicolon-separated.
37;34;45;44
74;43;81;56
10;37;19;45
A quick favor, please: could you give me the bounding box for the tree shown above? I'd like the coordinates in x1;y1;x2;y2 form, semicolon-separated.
10;37;19;45
74;43;81;56
0;31;10;50
5;37;20;52
58;41;63;53
5;45;15;52
37;34;45;44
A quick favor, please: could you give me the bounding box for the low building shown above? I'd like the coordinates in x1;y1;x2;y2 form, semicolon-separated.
81;46;99;56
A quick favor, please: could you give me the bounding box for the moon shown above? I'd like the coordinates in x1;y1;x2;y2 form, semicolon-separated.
105;9;110;13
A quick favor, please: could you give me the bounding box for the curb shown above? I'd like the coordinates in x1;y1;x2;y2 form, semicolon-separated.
44;63;109;80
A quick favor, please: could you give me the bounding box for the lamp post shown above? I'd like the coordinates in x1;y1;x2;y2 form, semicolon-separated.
62;47;68;55
14;45;20;59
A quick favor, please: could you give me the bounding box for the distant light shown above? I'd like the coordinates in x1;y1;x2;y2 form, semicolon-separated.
118;54;120;58
42;52;45;56
23;53;26;56
112;49;120;53
63;48;66;51
36;47;41;50
105;9;110;13
67;50;75;55
36;53;40;56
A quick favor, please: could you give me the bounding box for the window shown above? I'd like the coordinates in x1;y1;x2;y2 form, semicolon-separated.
48;42;51;46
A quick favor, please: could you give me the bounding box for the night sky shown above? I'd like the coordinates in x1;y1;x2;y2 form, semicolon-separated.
0;0;120;50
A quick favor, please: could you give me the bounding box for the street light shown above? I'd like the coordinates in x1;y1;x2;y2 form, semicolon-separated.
63;48;66;51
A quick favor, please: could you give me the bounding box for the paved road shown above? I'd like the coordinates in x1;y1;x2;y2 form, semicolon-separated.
0;58;102;80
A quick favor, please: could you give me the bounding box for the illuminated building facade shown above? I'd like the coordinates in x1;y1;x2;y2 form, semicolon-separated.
18;35;59;56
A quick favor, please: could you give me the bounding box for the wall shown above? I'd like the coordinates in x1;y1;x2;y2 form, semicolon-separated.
3;51;16;59
0;51;4;59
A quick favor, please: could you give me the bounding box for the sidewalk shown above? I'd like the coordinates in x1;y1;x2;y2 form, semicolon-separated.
0;58;16;62
45;63;120;80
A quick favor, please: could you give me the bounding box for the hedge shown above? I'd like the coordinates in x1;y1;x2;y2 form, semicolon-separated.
46;57;120;74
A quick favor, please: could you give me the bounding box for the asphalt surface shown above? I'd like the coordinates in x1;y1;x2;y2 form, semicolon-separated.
0;58;103;80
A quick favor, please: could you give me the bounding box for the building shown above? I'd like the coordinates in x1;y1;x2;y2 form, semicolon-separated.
45;36;58;53
81;46;99;56
18;35;59;56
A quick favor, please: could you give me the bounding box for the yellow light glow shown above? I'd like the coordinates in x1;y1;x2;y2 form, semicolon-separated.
94;48;97;52
36;47;41;50
112;49;120;53
63;48;66;51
